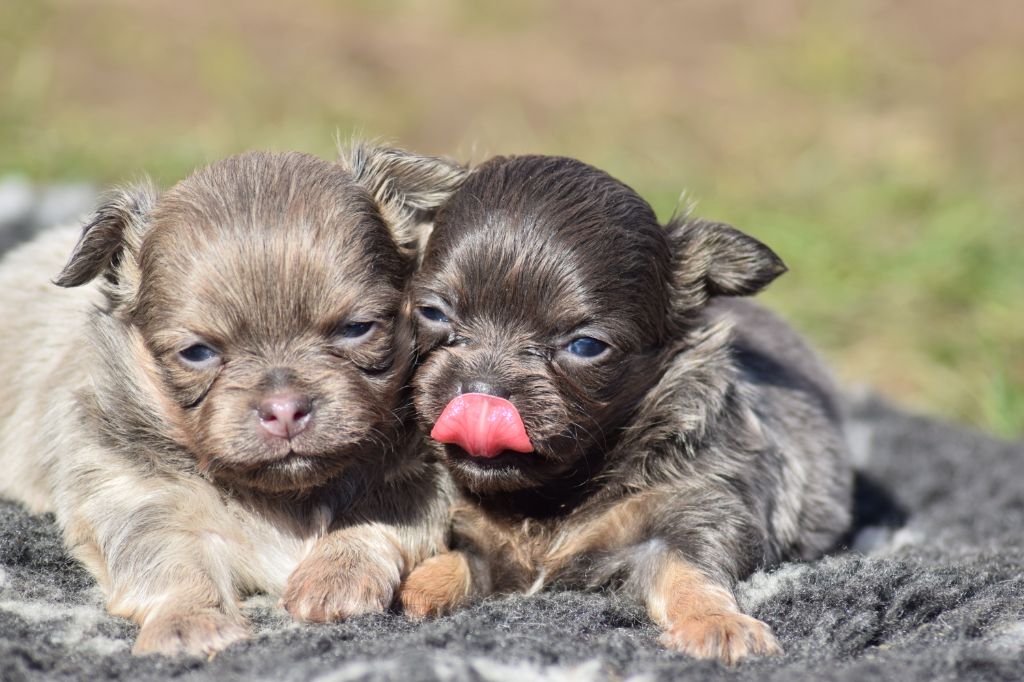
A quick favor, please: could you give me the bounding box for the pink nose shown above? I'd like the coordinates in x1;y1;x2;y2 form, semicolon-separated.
257;393;313;439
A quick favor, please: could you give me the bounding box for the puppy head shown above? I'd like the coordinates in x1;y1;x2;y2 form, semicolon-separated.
57;147;465;493
411;155;785;495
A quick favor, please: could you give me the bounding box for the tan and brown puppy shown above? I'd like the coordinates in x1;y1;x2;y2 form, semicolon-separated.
0;145;465;656
399;155;852;664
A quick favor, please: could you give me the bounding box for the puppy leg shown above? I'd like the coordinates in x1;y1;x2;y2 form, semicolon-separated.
399;550;474;619
93;531;248;657
105;548;247;657
282;523;404;622
63;478;248;657
647;555;780;665
133;606;248;658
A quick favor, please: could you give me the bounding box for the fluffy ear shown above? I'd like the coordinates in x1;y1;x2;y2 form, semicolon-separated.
668;217;787;306
54;182;158;288
339;141;467;251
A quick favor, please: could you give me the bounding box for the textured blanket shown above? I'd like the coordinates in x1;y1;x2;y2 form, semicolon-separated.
2;183;1023;681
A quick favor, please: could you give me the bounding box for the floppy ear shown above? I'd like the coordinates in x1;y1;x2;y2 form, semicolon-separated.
668;216;787;307
54;182;158;288
339;141;467;252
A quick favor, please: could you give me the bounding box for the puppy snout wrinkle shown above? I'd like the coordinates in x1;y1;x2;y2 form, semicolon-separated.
459;380;510;400
257;393;313;439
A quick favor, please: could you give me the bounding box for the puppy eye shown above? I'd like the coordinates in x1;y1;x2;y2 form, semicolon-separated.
338;321;375;339
417;306;451;324
566;337;608;358
178;344;220;367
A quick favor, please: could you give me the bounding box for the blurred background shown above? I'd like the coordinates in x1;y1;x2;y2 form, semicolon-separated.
1;0;1021;436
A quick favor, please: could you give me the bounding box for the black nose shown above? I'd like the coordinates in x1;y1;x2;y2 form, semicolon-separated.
459;380;510;400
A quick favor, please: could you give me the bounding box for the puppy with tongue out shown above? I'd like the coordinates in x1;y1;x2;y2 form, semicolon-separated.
401;155;853;664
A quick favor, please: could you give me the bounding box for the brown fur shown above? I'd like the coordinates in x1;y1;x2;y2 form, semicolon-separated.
399;155;852;664
0;145;467;656
282;524;406;622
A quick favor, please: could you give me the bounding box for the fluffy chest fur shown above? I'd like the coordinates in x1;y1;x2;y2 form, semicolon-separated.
450;491;664;593
215;494;337;595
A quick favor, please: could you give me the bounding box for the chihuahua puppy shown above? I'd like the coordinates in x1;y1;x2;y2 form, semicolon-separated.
0;145;465;656
399;155;852;664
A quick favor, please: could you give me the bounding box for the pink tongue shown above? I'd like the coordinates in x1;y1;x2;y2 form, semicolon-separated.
430;393;534;458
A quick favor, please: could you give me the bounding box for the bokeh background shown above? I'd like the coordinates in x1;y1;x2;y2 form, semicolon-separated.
2;0;1021;436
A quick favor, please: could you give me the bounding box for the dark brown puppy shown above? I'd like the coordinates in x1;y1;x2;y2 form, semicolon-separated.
0;145;464;656
399;155;853;664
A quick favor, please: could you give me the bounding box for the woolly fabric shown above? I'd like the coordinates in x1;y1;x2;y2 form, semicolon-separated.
1;187;1023;681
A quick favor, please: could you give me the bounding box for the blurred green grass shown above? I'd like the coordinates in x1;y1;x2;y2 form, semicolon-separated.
2;0;1021;436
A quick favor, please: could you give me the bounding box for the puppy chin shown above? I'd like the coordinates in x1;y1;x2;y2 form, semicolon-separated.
204;453;346;494
195;432;363;494
438;442;573;495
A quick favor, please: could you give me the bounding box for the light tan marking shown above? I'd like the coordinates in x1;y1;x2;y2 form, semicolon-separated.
281;524;404;623
399;550;473;619
649;556;781;665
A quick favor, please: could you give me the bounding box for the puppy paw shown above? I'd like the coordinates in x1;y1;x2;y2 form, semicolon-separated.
133;608;249;658
399;551;471;619
282;553;400;623
660;612;782;665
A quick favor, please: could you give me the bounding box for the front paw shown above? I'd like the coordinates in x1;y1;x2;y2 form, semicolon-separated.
282;553;400;623
399;552;471;619
133;608;249;657
660;612;782;665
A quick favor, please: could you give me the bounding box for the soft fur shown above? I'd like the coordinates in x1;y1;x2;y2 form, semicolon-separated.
398;155;853;664
0;146;467;656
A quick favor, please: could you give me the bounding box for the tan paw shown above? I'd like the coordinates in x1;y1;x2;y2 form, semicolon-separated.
133;608;249;658
660;612;782;665
399;552;471;619
282;553;400;623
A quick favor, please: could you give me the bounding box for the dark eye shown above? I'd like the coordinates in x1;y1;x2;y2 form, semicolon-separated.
417;306;451;324
339;321;375;338
566;337;608;358
179;344;220;366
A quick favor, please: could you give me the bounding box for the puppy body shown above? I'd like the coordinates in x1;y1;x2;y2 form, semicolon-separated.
401;156;852;664
0;226;98;512
0;147;465;656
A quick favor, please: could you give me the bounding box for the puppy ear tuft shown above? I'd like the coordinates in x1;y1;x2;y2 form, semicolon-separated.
339;141;467;251
54;182;157;288
669;217;787;304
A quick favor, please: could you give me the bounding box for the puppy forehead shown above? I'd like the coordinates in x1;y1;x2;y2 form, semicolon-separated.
421;223;597;320
139;152;406;334
163;230;398;324
421;156;670;328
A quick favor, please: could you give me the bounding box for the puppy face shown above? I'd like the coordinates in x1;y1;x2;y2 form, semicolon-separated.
58;150;465;493
411;156;785;495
